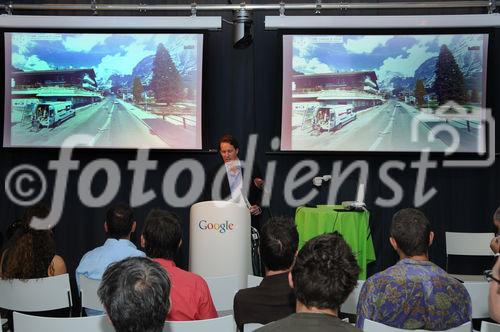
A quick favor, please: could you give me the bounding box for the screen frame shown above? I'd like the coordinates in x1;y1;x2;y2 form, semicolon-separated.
276;27;498;160
1;27;208;151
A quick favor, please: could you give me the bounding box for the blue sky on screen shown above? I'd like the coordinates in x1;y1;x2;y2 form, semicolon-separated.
11;33;199;83
292;34;483;82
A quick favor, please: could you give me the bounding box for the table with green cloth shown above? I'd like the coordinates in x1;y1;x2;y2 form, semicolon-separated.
294;205;376;280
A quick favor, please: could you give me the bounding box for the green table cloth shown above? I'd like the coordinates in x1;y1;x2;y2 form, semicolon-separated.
295;205;376;280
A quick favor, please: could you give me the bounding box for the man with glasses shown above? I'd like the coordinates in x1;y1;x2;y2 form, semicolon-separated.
487;259;500;322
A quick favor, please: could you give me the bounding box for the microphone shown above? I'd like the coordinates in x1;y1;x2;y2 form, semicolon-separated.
312;175;332;187
253;177;264;190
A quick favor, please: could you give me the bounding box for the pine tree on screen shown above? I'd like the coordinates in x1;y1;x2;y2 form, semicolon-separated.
433;44;466;105
151;43;182;105
132;76;144;103
415;79;425;107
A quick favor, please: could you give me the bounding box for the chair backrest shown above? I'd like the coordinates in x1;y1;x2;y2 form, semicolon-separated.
463;281;489;319
13;312;114;332
0;274;72;312
340;280;365;315
163;315;236;332
481;321;500;332
203;275;244;312
244;322;264;332
363;319;472;332
79;275;104;312
247;275;263;288
445;232;494;256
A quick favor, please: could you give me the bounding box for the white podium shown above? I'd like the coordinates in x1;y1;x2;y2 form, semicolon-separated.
189;201;252;277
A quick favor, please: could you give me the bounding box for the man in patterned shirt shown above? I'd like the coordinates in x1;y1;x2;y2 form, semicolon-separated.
356;208;471;330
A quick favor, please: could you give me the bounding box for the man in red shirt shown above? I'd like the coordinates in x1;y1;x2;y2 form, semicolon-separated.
141;209;218;321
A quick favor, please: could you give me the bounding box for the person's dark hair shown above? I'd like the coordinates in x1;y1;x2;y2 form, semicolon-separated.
106;203;135;239
2;203;56;279
218;134;239;150
390;208;432;257
142;209;182;260
260;217;298;271
5;219;24;241
292;232;359;311
98;257;171;332
494;206;500;222
22;204;50;227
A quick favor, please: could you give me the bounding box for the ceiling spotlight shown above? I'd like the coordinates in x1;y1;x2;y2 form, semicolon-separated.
233;8;253;49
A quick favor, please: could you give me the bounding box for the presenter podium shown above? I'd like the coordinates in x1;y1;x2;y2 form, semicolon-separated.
189;201;252;278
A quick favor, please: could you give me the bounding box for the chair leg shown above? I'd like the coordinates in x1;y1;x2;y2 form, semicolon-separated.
1;316;10;332
79;290;83;317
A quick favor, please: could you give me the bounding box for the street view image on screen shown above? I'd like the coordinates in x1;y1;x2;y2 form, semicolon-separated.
281;34;488;152
4;32;203;149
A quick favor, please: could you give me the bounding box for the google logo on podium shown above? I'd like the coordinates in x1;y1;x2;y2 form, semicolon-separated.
198;220;235;234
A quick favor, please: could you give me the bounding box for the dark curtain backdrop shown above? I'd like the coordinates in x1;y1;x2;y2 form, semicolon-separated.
0;0;498;288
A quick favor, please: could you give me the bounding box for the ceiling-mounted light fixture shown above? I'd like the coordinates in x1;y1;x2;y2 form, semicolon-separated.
233;8;253;49
264;13;500;29
0;15;222;30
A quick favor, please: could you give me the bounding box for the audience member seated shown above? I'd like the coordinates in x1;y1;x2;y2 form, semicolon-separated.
488;257;500;322
76;202;145;315
234;217;298;330
356;208;471;330
489;206;500;254
256;232;361;332
0;204;68;331
141;209;217;321
0;204;66;279
98;256;171;332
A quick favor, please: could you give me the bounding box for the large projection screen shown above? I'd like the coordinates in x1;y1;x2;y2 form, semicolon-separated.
4;32;203;149
281;33;489;153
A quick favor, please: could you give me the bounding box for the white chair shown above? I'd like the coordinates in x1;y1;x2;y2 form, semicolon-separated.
163;315;236;332
463;281;489;319
0;273;72;312
79;275;104;314
247;275;263;288
13;312;114;332
244;322;264;331
481;321;500;332
340;280;365;315
363;319;472;332
203;275;244;313
445;232;495;281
